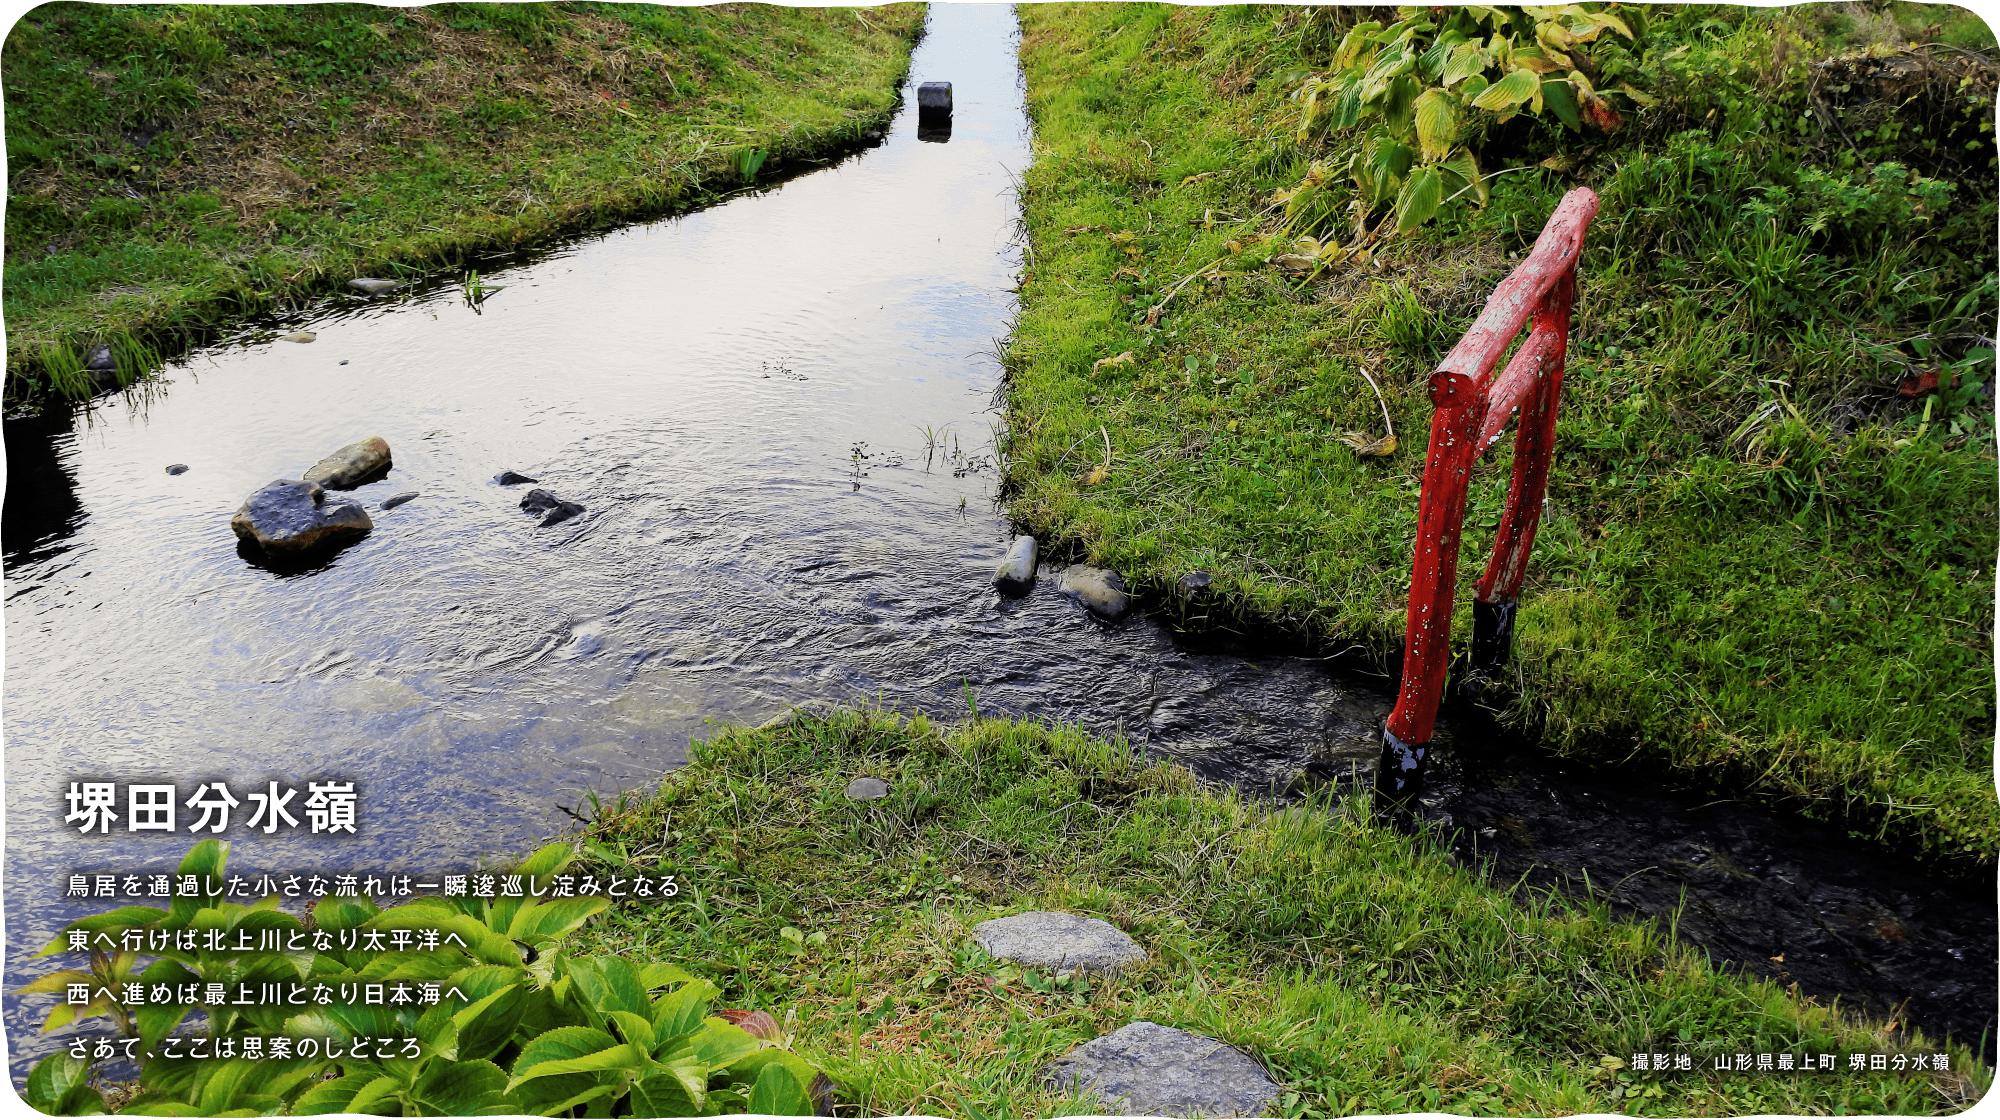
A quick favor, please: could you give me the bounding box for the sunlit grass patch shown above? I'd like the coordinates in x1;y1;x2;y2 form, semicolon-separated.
566;707;1988;1117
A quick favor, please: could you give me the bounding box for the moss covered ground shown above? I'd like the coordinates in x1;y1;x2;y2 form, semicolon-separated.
1000;3;1997;861
1;1;923;402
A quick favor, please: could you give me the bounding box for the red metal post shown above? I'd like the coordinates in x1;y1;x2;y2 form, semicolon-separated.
1375;189;1598;822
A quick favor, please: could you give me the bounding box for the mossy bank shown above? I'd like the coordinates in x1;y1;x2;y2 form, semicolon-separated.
2;1;925;402
564;708;1988;1116
1002;4;1998;861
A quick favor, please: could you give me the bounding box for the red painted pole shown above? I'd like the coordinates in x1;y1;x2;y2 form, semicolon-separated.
1374;189;1598;824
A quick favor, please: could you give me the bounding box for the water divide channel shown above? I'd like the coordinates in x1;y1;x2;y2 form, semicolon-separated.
2;5;1992;1079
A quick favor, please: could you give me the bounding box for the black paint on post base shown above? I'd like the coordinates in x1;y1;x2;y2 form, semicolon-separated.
1463;596;1517;699
917;81;952;142
1372;722;1428;830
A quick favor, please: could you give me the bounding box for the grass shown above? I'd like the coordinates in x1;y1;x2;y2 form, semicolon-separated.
563;706;1990;1117
2;1;926;404
1000;4;1998;861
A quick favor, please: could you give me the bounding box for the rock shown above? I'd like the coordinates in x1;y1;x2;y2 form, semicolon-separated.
1057;565;1132;622
348;277;402;295
1178;571;1212;594
1043;1022;1280;1118
230;479;372;556
993;535;1038;595
844;777;890;801
278;331;316;343
84;344;115;371
165;464;189;476
917;81;953;125
972;911;1145;976
520;488;584;527
381;491;419;510
302;437;392;490
493;470;539;486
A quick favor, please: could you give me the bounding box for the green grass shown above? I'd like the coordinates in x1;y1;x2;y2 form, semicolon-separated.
564;707;1989;1117
2;1;925;402
1001;4;1997;861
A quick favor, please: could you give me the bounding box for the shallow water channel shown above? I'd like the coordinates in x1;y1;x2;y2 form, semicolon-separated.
3;4;1992;1081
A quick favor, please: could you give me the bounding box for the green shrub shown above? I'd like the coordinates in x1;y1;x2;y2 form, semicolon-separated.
20;841;825;1117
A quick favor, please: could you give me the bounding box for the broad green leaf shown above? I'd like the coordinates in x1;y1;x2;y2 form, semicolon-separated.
507;896;610;942
1418;29;1467;81
1413;89;1459;160
167;841;228;928
1541;78;1581;130
452;981;528;1062
747;1059;811;1116
629;1073;700;1118
686;1019;765;1069
1470;67;1539;111
412;1059;510;1115
1395;166;1445;231
1439;149;1487;203
638;962;697;990
345;1074;409;1116
194;1059;261;1113
1440;43;1487;86
1381;74;1420;137
1333;22;1383;71
650;980;719;1040
507;1041;649;1088
19;967;93;996
1460;73;1490;100
1331;79;1363;131
291;1073;388;1115
113;1097;205;1116
505;1025;624;1089
23;1052;92;1112
610;1009;658;1053
653;1049;711;1111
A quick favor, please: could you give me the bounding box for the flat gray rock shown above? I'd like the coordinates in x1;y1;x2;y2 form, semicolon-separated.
348;277;402;295
165;464;189;476
756;699;843;731
844;777;890;801
1044;1021;1279;1118
381;491;419;510
993;535;1038;595
1057;565;1132;621
972;911;1144;976
303;437;392;490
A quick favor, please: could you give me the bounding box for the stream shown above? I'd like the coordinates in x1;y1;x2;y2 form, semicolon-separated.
3;4;1991;1082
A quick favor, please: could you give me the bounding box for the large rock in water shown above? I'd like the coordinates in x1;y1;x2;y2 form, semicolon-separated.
1057;565;1132;621
1043;1021;1280;1118
993;535;1039;596
231;479;372;556
302;437;391;489
973;911;1145;976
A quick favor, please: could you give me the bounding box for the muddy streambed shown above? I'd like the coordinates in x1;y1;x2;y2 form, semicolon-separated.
2;4;1992;1081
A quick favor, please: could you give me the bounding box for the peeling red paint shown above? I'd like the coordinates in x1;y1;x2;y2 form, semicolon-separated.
1386;190;1598;747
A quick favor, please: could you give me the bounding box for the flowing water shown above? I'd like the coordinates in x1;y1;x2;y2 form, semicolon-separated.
2;4;1991;1081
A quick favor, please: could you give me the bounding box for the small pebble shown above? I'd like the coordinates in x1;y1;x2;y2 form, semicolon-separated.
340;360;349;365
165;464;189;475
279;331;316;343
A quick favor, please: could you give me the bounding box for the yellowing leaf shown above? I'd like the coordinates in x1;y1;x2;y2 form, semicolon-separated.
1082;465;1108;486
1092;351;1137;372
1335;431;1398;457
1470;67;1539;112
1394;166;1444;231
1440;43;1488;86
1413;88;1458;160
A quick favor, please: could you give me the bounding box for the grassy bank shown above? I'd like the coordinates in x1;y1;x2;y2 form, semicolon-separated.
1002;4;1997;861
563;707;1987;1116
2;1;924;403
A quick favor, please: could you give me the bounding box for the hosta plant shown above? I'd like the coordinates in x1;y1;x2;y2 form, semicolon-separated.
19;840;825;1117
1282;4;1655;243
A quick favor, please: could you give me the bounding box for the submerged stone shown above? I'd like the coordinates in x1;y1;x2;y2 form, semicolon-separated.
493;470;539;486
1057;565;1132;621
348;277;402;295
303;437;392;490
520;488;584;527
1043;1021;1280;1118
972;911;1144;976
231;479;372;556
279;331;317;343
381;491;419;510
993;535;1039;596
165;464;189;476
